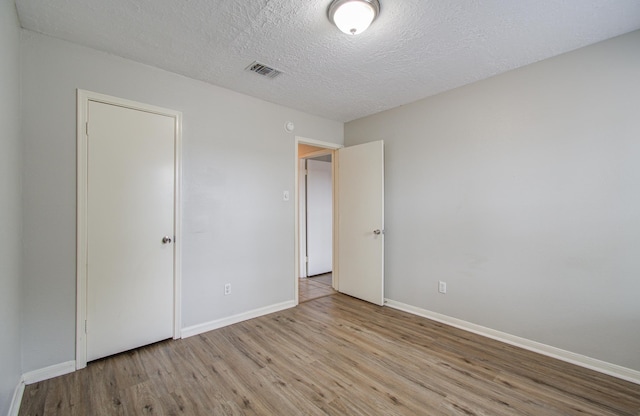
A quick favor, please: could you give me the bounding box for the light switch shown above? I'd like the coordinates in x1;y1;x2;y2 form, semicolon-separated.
283;190;290;201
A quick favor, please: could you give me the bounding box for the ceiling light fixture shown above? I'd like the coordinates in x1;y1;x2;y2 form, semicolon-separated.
328;0;380;35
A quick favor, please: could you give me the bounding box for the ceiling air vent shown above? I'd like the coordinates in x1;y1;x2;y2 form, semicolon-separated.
246;61;282;79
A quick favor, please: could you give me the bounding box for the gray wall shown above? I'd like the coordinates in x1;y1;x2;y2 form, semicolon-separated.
20;30;343;372
0;0;23;412
345;30;640;371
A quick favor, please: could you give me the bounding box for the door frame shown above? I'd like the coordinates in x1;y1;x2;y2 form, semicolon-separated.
76;89;183;369
294;137;342;304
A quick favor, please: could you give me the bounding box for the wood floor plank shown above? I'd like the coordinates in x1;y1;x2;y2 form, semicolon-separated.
19;293;640;415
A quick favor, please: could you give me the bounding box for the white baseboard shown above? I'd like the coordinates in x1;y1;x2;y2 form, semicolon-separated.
182;300;297;338
384;299;640;386
8;378;25;416
22;360;76;385
9;361;75;416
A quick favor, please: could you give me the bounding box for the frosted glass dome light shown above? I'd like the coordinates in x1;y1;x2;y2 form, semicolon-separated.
328;0;380;35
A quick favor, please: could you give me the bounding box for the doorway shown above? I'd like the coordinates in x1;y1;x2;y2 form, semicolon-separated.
295;137;385;306
298;144;335;302
295;139;341;303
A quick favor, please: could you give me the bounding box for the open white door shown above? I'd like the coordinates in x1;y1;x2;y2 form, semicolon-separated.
337;140;384;305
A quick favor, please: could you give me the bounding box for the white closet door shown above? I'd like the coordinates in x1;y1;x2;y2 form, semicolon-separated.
86;100;175;361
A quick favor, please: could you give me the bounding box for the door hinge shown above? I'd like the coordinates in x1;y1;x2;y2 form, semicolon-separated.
84;319;87;333
305;256;309;263
86;122;89;136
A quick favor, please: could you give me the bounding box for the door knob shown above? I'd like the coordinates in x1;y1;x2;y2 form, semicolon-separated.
373;229;383;235
162;236;172;244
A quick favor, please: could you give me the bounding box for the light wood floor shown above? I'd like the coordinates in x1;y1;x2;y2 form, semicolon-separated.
298;273;335;303
20;294;640;415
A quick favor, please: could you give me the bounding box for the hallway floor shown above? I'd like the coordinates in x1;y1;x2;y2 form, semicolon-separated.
299;273;335;303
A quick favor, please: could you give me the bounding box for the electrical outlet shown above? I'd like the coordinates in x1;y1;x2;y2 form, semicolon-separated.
438;281;447;294
224;283;231;295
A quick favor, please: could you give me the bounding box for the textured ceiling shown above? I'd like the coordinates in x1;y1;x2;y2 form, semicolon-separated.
15;0;640;122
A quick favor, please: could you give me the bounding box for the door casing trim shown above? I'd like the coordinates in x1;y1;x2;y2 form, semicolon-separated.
76;89;183;369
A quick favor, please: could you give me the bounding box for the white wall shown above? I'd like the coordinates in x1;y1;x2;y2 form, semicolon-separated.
0;0;23;413
20;30;343;373
345;30;640;372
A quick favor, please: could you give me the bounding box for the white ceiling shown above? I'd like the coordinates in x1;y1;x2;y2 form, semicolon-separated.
15;0;640;122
